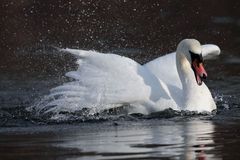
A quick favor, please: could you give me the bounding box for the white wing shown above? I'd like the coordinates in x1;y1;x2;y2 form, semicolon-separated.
144;52;179;87
35;49;170;114
144;44;221;89
202;44;221;60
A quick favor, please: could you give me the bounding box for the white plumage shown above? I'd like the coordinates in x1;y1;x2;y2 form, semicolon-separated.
33;39;220;115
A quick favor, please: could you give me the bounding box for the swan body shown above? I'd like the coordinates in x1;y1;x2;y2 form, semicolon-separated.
144;43;220;111
34;39;220;115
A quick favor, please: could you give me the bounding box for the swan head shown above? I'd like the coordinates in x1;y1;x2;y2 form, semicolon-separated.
177;39;208;86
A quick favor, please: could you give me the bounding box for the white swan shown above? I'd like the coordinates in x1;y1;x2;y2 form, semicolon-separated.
34;39;220;115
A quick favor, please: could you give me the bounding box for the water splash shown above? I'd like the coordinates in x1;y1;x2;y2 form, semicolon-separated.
25;89;237;124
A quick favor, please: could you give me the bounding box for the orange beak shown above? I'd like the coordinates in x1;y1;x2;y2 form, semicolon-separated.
192;60;207;85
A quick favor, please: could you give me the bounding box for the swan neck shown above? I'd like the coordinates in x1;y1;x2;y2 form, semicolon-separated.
176;52;198;91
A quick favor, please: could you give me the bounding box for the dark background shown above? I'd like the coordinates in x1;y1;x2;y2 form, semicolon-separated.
1;0;240;73
0;0;240;108
1;1;240;159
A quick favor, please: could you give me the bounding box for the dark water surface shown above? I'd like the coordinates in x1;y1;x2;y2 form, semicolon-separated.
1;119;240;160
1;0;240;159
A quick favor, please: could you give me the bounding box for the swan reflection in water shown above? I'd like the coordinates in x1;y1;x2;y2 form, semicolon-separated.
55;120;218;159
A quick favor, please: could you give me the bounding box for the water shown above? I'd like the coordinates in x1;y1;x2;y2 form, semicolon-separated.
1;0;240;159
1;119;240;160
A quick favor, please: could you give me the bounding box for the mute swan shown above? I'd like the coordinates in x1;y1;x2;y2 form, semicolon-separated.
34;39;220;115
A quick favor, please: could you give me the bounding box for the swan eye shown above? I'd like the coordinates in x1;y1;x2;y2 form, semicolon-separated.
189;50;203;62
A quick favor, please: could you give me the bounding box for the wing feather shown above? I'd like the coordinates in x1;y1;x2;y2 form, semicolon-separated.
35;49;152;114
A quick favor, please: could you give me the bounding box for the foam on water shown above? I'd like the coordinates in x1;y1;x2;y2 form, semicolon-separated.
26;93;233;124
